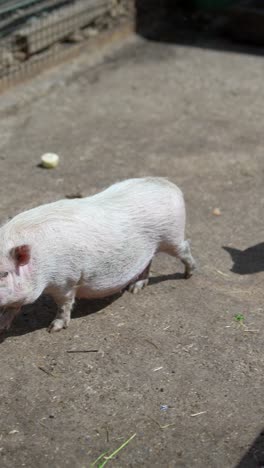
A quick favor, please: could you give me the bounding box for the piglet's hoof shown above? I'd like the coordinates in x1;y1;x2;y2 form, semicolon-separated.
48;318;69;333
184;261;197;279
128;279;149;294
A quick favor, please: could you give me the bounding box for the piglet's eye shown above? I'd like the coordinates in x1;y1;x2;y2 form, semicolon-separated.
0;272;8;279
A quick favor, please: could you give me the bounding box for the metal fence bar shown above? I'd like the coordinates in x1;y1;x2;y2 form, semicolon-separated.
14;0;109;56
0;0;46;16
0;21;131;92
0;1;71;39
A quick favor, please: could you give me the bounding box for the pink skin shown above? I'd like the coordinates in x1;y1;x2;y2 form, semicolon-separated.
0;245;31;331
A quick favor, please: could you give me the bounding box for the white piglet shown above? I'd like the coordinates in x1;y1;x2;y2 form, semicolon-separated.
0;177;196;332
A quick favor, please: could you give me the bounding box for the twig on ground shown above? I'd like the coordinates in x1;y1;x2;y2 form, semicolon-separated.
146;415;175;430
190;411;207;417
37;366;57;377
216;269;229;277
145;339;159;350
67;349;98;353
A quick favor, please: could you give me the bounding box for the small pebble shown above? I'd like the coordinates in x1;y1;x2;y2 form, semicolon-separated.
212;207;221;216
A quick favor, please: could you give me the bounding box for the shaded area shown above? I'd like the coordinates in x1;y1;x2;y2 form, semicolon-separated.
0;273;185;341
223;243;264;275
134;0;264;57
0;293;121;342
149;272;184;285
236;429;264;468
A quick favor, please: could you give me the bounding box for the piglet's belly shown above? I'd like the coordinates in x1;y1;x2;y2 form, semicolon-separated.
76;264;150;299
76;284;125;299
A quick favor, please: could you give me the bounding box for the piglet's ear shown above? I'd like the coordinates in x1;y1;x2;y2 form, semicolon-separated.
12;245;31;266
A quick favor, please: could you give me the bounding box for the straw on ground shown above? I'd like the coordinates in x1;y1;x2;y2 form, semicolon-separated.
91;433;136;468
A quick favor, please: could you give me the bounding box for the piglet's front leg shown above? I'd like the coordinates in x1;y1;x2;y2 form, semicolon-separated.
48;291;75;333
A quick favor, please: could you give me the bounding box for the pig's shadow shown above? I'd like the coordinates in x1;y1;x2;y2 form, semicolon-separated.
0;294;121;343
0;272;184;342
223;242;264;275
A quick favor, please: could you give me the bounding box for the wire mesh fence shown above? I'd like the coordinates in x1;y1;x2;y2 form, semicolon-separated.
0;0;132;91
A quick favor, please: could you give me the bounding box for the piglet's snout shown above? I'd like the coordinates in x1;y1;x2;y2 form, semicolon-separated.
0;287;15;307
0;272;23;305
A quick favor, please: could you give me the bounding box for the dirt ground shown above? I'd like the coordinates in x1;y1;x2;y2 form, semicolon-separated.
0;26;263;468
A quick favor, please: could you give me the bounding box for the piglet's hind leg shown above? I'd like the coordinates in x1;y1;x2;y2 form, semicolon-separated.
128;261;152;294
178;240;196;279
